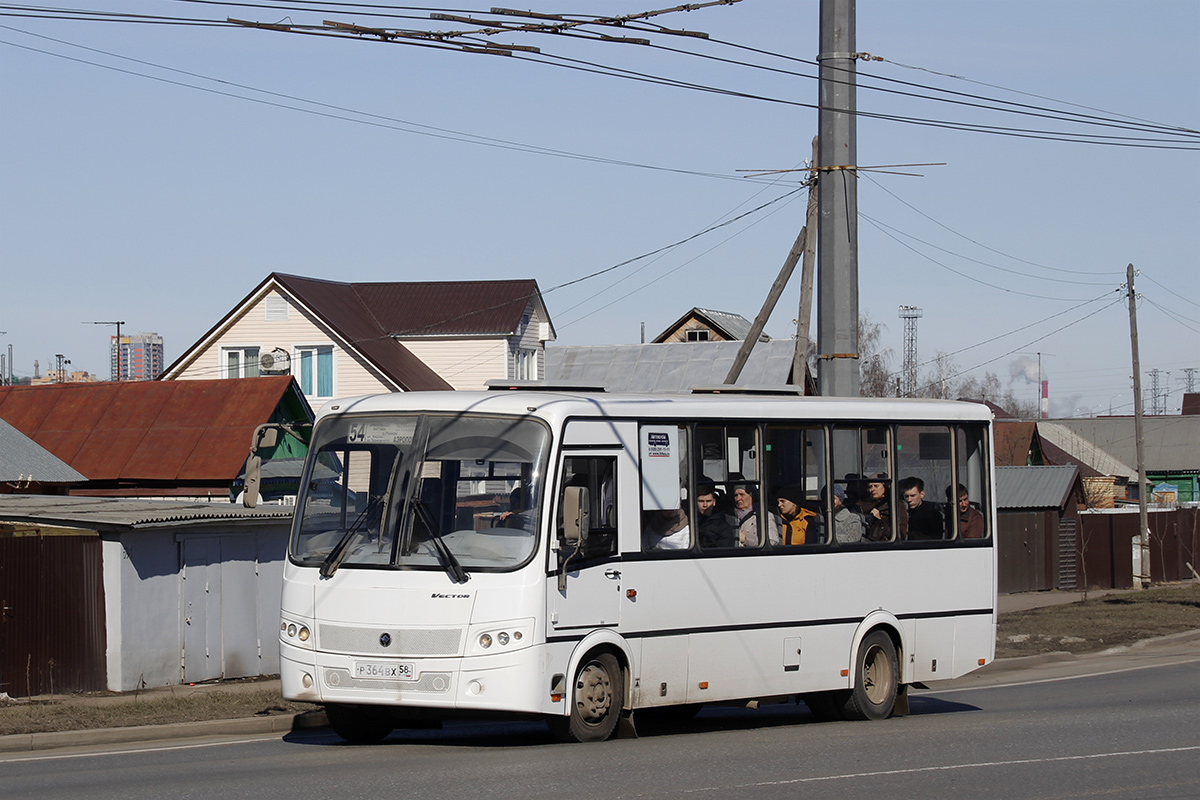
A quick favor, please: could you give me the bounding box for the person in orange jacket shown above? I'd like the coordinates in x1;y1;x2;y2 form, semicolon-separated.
775;484;815;546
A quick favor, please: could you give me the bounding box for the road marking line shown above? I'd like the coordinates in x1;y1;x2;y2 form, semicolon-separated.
677;745;1200;792
0;736;272;764
914;656;1200;695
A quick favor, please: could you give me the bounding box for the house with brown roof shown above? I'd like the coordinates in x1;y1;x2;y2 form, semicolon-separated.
0;376;311;500
160;273;556;402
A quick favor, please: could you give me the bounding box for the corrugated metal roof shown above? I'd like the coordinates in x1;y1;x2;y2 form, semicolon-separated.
1040;416;1200;473
545;341;799;393
1037;422;1137;479
0;494;293;530
996;465;1079;509
693;308;755;341
0;418;87;483
0;377;305;483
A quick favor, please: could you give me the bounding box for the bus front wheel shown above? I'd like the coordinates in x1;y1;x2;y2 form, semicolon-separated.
325;703;394;744
549;651;624;743
842;630;899;721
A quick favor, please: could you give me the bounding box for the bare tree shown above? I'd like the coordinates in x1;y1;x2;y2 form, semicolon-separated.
859;311;894;397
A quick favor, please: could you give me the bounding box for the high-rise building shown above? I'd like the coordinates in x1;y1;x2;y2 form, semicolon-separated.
112;332;165;381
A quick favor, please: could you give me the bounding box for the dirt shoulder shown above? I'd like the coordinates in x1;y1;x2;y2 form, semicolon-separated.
3;585;1198;737
996;584;1200;658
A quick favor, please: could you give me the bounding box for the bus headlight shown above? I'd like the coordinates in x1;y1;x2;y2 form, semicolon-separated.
468;619;534;654
479;633;493;649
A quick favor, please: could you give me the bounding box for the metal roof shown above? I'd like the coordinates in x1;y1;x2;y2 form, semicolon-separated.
1036;422;1136;479
996;465;1080;509
545;340;799;393
0;377;306;483
1038;418;1200;474
0;418;86;483
651;307;760;343
0;494;293;530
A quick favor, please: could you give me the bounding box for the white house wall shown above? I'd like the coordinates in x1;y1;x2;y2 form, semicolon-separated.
402;339;508;391
172;290;394;402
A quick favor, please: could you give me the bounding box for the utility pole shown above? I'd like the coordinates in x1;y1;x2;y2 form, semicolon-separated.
1127;264;1150;588
87;321;125;381
816;0;859;397
793;137;820;392
1181;367;1198;395
725;227;808;384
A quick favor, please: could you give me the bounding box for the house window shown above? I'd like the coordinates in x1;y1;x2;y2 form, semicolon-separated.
514;348;537;381
686;329;710;342
296;345;334;398
223;347;260;378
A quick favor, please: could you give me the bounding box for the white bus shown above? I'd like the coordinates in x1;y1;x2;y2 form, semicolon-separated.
279;386;997;743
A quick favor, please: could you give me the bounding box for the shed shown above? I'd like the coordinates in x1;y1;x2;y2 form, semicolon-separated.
994;465;1083;593
0;495;293;696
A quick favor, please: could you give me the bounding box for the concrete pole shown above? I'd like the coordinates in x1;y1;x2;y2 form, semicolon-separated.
1127;263;1151;588
816;0;859;397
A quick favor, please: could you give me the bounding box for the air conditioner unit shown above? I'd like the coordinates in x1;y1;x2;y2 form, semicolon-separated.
260;348;292;375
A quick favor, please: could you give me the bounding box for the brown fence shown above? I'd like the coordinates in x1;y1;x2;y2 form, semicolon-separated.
1076;508;1200;590
0;533;107;697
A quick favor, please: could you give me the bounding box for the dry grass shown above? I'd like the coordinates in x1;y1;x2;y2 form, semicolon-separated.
996;585;1200;658
0;688;318;737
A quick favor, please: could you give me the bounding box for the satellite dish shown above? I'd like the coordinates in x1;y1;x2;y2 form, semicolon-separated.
260;348;291;374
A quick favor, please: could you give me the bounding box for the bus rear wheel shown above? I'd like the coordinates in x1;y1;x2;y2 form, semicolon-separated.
841;630;899;721
325;703;394;744
549;651;624;743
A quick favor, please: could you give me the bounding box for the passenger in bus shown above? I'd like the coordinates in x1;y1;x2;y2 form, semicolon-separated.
642;507;691;551
900;476;943;540
775;485;816;546
948;484;986;539
696;483;737;548
729;485;781;547
823;484;864;544
859;473;906;541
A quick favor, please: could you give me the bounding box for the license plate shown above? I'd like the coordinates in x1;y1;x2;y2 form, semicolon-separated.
354;661;415;680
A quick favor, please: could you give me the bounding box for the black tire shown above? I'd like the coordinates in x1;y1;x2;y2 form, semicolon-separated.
325;703;395;744
548;651;624;743
841;630;899;721
803;691;846;722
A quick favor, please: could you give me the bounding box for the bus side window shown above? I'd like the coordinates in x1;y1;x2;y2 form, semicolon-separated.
764;424;828;547
896;425;952;542
953;426;991;540
558;456;618;563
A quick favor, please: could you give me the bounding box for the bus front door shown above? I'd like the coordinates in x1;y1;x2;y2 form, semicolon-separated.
548;454;623;635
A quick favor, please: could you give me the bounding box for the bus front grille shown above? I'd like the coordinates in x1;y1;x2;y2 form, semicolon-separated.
318;624;463;656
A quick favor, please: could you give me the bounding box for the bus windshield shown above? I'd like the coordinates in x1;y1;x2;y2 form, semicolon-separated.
291;413;550;574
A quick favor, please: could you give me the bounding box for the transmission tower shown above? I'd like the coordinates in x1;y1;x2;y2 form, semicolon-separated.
1147;368;1169;415
899;305;922;397
1182;367;1198;395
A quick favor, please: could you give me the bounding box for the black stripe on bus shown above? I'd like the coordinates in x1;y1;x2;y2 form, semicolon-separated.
545;607;994;644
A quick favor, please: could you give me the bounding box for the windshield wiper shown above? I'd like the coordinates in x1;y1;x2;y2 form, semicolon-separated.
320;496;382;578
412;498;470;584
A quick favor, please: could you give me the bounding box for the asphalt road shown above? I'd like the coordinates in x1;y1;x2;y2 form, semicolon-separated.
2;641;1198;800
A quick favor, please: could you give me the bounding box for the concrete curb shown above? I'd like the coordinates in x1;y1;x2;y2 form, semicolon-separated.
0;710;328;754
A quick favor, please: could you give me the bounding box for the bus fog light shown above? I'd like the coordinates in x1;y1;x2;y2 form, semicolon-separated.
302;672;313;688
497;632;510;646
468;680;483;695
298;626;310;642
479;634;492;649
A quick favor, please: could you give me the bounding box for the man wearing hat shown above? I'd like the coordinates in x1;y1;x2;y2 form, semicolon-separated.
775;485;816;546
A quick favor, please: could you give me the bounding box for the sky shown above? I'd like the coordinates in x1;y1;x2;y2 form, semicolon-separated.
2;0;1197;416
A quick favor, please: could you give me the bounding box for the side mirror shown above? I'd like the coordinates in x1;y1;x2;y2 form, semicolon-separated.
563;485;591;546
243;454;261;508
